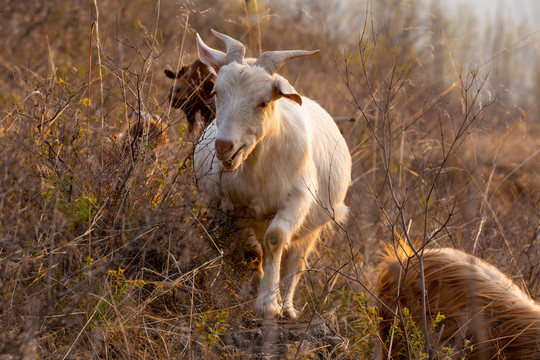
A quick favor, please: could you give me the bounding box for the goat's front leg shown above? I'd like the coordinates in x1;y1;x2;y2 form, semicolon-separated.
255;186;313;319
281;228;321;319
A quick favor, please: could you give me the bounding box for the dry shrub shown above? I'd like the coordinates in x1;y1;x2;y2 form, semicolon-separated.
0;1;539;359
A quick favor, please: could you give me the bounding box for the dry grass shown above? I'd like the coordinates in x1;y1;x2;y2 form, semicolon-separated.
0;1;538;359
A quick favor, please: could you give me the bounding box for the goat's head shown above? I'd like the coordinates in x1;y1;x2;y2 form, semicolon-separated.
164;60;215;111
196;30;319;171
116;111;168;154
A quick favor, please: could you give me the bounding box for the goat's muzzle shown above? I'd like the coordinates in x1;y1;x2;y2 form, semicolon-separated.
215;139;244;171
215;139;234;159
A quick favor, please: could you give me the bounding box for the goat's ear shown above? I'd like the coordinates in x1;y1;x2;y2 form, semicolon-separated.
196;33;227;72
164;65;187;79
178;65;188;77
202;78;215;96
274;78;302;106
164;69;176;79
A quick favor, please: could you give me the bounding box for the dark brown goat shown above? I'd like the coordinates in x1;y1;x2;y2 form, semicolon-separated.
376;247;540;359
164;60;215;138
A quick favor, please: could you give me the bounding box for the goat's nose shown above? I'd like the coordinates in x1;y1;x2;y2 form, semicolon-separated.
215;139;234;159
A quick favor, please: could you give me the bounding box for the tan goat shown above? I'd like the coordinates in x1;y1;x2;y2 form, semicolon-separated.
376;246;540;359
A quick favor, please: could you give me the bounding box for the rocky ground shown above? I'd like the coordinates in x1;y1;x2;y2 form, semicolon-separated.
218;318;347;359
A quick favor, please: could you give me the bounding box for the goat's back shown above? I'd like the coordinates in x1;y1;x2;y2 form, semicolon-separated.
296;97;351;224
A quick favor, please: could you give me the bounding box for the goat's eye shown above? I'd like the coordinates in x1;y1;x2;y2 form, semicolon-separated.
258;101;267;109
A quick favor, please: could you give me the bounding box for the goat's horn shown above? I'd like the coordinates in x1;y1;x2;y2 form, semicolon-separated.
211;29;246;65
254;50;320;75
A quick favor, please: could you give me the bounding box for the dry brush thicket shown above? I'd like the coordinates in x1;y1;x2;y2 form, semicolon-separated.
0;1;539;359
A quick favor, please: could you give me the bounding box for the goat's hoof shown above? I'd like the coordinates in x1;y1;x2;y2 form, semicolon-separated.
283;305;298;319
255;298;281;319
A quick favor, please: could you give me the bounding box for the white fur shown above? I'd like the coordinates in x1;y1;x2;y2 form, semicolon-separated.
194;33;352;319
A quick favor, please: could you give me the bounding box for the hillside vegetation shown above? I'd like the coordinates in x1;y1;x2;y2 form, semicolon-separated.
1;1;539;358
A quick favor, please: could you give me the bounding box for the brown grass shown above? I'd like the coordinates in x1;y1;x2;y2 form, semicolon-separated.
0;1;538;359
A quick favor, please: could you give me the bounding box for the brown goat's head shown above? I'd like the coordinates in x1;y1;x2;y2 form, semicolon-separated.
164;60;215;137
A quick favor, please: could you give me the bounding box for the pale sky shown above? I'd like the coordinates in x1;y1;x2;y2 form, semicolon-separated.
447;0;540;26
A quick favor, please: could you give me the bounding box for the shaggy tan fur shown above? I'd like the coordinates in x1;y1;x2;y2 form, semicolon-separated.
116;111;168;154
376;246;540;359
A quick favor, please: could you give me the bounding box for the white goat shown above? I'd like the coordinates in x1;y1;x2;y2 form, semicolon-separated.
194;30;352;319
